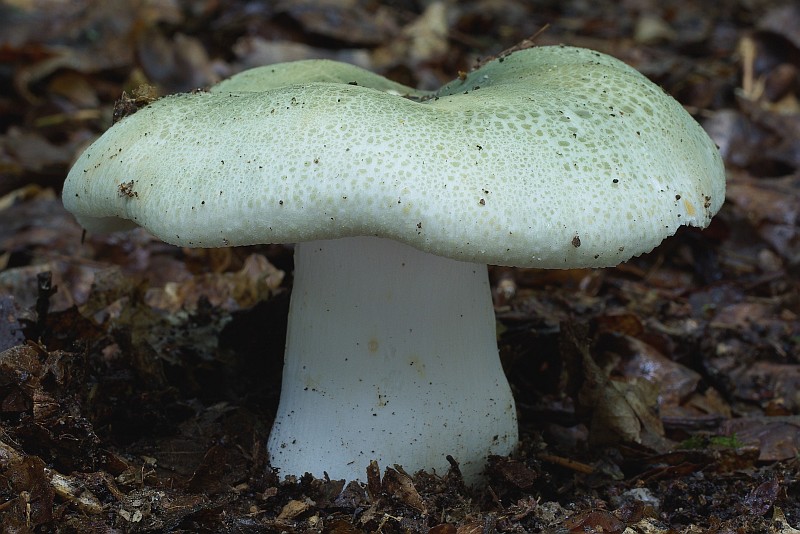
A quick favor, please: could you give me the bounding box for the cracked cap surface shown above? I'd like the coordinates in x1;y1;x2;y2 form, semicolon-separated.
63;46;725;268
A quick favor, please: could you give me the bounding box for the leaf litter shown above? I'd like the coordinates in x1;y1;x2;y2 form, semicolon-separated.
1;0;800;531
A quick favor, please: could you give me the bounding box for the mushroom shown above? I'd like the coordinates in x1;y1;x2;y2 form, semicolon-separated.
62;46;726;484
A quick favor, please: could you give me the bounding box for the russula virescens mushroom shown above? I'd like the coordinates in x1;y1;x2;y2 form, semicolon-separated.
62;46;725;483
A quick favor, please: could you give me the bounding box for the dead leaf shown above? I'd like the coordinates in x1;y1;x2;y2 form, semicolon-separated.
0;297;26;353
743;479;780;517
382;466;426;514
611;335;702;408
145;254;284;313
771;507;800;534
721;417;800;461
276;0;397;46
757;4;800;50
567;323;669;451
0;455;54;528
486;456;538;489
562;509;626;534
135;29;217;92
277;499;311;521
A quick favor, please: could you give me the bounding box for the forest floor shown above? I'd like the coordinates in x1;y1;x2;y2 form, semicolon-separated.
1;0;800;532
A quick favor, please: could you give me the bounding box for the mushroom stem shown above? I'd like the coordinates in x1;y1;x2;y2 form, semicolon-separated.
268;236;518;483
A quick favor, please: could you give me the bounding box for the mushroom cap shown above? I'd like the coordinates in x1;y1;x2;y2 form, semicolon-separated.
63;46;725;268
213;59;430;98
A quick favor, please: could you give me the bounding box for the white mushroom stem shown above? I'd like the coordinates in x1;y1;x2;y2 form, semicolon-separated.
267;236;518;483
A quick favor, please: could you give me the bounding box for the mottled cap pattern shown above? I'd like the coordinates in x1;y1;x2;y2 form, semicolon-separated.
63;46;725;268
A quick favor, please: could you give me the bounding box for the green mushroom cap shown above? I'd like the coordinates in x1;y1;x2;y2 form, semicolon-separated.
63;46;725;268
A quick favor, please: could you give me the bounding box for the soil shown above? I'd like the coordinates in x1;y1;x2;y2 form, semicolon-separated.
1;0;799;532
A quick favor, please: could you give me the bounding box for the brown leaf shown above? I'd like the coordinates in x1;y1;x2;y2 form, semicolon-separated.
614;499;647;523
2;128;75;173
325;518;366;533
136;29;216;93
381;466;426;514
568;322;669;451
0;455;54;528
276;0;397;46
758;4;800;50
726;172;799;227
563;509;626;534
366;459;381;502
47;468;103;515
771;507;800;534
456;522;483;534
614;335;702;408
0;344;41;413
721;417;800;461
743;479;780;516
729;362;800;412
387;2;448;65
31;390;59;422
607;377;668;450
277;499;310;521
703;110;769;170
486;456;538;489
594;313;644;338
186;445;229;495
145;254;284;313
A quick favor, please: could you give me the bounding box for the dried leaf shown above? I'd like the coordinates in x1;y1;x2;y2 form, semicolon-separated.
562;509;626;534
186;445;229;495
47;468;103;515
771;507;800;534
486;456;538;489
276;0;397;46
743;479;780;517
145;254;284;313
721;417;800;461
366;459;381;501
614;336;702;408
567;322;669;451
277;499;310;521
382;466;426;514
0;455;54;528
